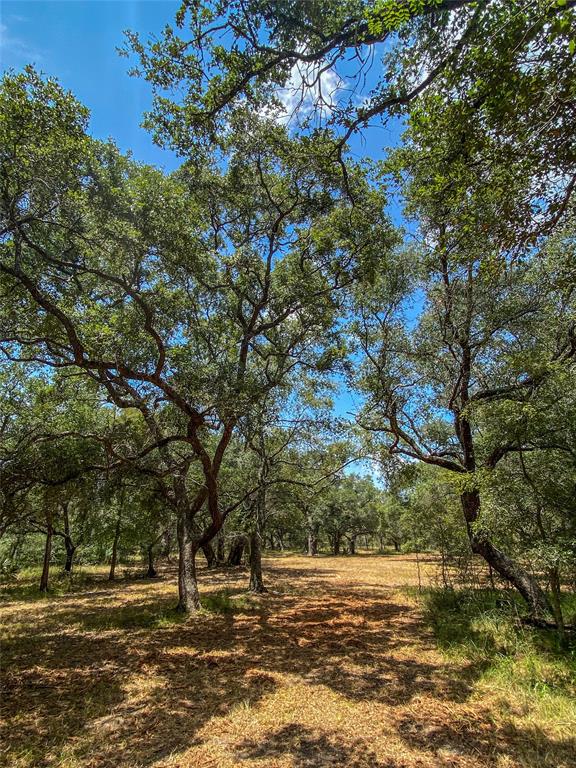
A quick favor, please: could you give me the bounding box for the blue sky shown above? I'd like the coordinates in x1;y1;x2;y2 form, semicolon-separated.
1;1;182;170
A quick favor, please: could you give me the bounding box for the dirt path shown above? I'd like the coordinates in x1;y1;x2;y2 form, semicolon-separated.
1;555;574;768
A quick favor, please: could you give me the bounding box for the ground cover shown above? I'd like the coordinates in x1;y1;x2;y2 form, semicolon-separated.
1;554;574;768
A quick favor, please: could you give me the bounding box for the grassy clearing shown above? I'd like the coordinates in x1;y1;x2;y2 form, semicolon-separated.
1;554;575;768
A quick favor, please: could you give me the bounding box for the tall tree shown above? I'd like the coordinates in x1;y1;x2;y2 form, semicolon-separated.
125;0;576;227
353;107;576;617
0;69;392;611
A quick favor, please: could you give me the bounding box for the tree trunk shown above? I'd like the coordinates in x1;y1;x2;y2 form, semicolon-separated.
332;531;341;556
62;503;76;573
201;540;218;568
64;538;76;573
39;523;53;593
348;535;356;555
146;543;157;578
248;530;266;592
161;530;173;563
461;490;552;620
176;513;200;613
216;531;226;563
393;539;400;552
108;511;122;581
307;530;318;556
227;535;246;566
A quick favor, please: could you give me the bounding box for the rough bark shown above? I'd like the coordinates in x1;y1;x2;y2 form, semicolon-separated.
461;490;552;620
39;521;52;592
348;535;356;555
248;530;266;592
108;511;122;581
176;512;200;613
227;535;246;566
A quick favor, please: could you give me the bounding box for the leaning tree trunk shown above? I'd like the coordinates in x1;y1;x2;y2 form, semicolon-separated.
461;490;552;620
176;512;201;613
201;540;218;569
39;521;53;593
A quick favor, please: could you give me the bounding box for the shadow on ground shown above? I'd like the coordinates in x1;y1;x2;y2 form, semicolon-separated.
1;556;574;768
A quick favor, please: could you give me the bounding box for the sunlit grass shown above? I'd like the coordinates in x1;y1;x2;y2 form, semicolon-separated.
419;587;576;742
0;563;140;601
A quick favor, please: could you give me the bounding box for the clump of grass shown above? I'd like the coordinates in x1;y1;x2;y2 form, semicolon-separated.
201;589;255;615
419;587;576;734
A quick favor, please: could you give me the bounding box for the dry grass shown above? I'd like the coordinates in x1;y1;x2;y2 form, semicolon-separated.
1;553;574;768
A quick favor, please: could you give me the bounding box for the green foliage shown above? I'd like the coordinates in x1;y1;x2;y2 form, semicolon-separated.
319;473;381;552
366;0;444;36
2;2;576;626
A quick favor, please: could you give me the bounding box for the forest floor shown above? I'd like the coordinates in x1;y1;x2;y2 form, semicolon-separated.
1;554;575;768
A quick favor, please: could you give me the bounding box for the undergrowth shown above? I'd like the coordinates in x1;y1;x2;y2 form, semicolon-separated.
419;587;576;734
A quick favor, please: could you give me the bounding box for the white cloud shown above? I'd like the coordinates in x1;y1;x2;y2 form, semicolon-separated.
279;60;341;116
259;52;344;127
